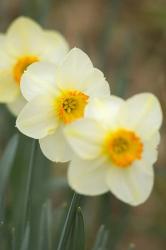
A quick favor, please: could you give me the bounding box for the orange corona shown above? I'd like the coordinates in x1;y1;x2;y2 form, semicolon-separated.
104;129;143;168
13;56;39;84
55;90;89;124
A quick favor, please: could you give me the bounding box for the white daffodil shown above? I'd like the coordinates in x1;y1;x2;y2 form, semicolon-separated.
0;16;69;115
64;93;162;206
16;48;111;162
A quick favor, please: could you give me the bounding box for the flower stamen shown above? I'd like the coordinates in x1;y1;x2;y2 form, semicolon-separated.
55;90;89;124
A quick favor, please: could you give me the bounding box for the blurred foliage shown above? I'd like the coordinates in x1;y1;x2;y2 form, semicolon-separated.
0;0;166;249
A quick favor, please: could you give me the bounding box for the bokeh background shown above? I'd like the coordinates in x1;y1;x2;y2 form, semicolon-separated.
0;0;166;249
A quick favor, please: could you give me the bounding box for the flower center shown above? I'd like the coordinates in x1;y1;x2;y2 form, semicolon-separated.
104;129;143;168
55;90;89;124
13;56;39;84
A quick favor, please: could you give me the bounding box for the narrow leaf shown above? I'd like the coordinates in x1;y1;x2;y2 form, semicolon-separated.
92;225;109;250
57;193;81;250
22;139;38;233
38;200;52;250
0;134;19;220
20;223;30;250
72;207;85;250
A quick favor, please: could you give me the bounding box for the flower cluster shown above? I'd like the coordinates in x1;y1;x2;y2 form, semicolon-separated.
0;17;163;206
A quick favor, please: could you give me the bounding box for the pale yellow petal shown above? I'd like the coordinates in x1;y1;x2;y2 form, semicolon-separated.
7;94;27;116
6;16;44;56
56;48;94;90
84;68;111;98
120;93;163;138
39;128;73;162
20;62;59;101
16;95;58;139
68;156;109;195
0;70;19;102
106;160;154;206
64;118;104;159
40;30;69;64
85;96;124;129
0;34;14;68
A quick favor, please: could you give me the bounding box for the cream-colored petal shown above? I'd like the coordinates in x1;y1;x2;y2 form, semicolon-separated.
68;156;109;195
40;30;69;64
6;16;44;56
0;70;19;102
85;96;124;129
20;62;59;101
142;132;160;165
16;95;58;139
106;160;154;206
56;48;94;90
120;93;163;138
84;68;111;98
39;128;73;162
0;34;14;69
64;119;104;159
7;94;27;116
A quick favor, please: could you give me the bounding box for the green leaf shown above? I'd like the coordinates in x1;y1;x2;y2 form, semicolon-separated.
38;200;52;250
20;223;30;250
57;193;81;250
0;134;19;220
21;139;38;234
92;225;109;250
72;207;85;250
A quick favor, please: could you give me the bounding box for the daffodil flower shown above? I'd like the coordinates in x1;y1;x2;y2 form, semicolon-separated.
64;94;162;206
16;48;111;162
0;16;69;115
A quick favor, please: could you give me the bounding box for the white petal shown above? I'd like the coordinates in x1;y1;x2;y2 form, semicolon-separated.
142;132;160;165
120;93;163;138
84;68;111;98
106;160;154;206
16;95;58;139
7;94;27;116
0;70;19;102
39;128;73;162
85;96;124;128
56;48;94;90
6;16;44;56
0;34;13;68
40;30;69;64
68;156;109;195
20;62;59;101
64;119;104;159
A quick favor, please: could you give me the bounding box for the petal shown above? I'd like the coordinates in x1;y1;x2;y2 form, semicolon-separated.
56;48;94;90
106;160;154;206
64;119;104;159
6;16;44;56
16;95;58;139
20;62;59;101
68;156;109;195
0;70;19;102
39;128;73;162
120;93;163;138
85;96;125;128
40;30;69;64
0;34;13;68
142;132;160;165
84;68;111;98
7;94;27;116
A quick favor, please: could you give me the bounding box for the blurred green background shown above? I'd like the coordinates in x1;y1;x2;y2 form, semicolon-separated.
0;0;166;249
